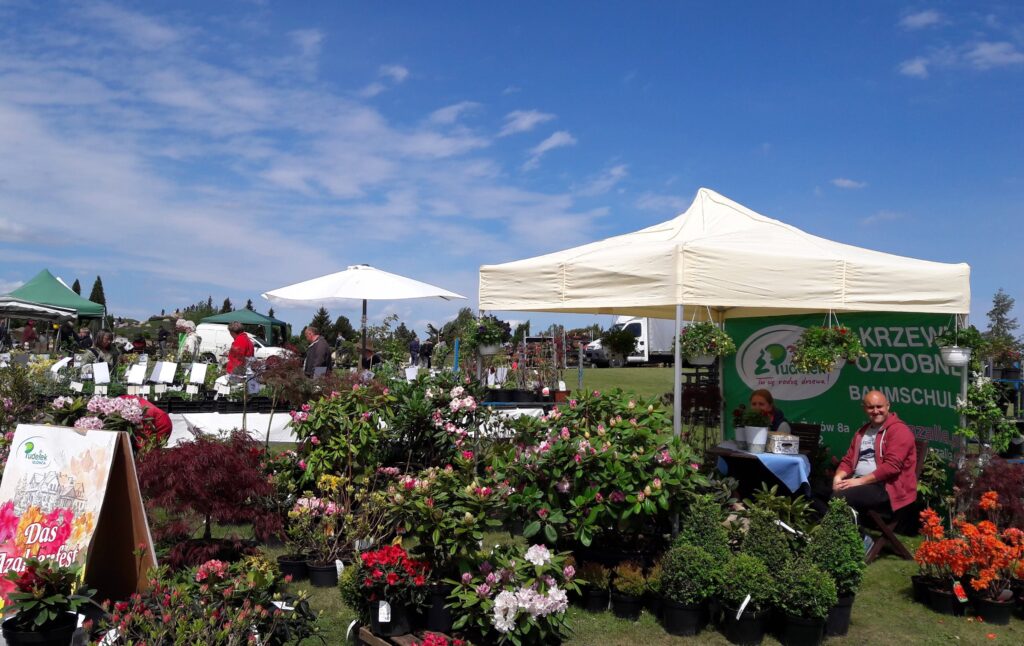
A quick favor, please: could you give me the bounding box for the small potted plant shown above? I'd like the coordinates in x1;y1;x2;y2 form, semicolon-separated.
678;321;736;366
660;544;718;636
2;559;95;646
645;560;663;619
357;544;430;637
934;324;984;368
790;324;866;373
775;560;837;646
610;561;646;621
733;406;771;453
804;498;865;636
577;562;611;612
717;554;775;646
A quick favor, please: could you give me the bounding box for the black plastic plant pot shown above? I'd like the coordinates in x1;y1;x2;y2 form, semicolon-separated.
2;613;77;646
511;389;534;403
369;600;411;637
646;593;663;620
582;588;610;613
910;575;933;604
926;587;965;616
783;614;826;646
825;593;855;636
276;554;308;582
306;561;338;588
720;605;767;646
610;592;643;621
426;583;455;633
662;598;708;636
974;597;1014;625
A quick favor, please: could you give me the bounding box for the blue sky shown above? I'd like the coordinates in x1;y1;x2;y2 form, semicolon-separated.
0;1;1021;336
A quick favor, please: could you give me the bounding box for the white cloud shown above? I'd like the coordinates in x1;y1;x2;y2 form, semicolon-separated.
81;1;182;50
635;192;689;214
499;110;555;137
357;82;386;98
831;177;867;189
0;279;24;294
964;42;1024;70
0;217;28;242
379;64;409;83
899;10;943;30
898;57;930;78
502;85;521;95
429;101;480;125
523;131;576;170
289;29;324;58
861;210;904;226
576;164;628;196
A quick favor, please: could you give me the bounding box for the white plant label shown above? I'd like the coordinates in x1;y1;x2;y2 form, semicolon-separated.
737;594;752;620
154;384;166;394
185;385;199;394
335;559;345;577
70;382;83;392
94;385;107;395
378;601;391;623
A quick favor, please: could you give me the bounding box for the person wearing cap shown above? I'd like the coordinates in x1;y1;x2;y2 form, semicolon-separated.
360;342;382;370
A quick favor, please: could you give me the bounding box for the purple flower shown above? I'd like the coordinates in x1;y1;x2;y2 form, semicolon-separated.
476;583;492;598
461;572;473;585
563;565;575;579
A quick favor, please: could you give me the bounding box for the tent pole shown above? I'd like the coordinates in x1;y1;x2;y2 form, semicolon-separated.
674;303;683;437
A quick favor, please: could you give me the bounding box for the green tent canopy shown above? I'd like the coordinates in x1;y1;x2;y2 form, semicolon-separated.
8;269;105;318
200;309;290;345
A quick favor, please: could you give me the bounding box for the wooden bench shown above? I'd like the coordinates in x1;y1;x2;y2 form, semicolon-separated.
358;627;453;646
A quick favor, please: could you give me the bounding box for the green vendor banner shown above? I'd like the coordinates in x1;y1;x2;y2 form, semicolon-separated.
722;313;962;464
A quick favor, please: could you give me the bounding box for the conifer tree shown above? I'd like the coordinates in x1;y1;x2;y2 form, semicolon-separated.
88;276;106;305
309;307;332;336
245;299;254;311
71;279;81;295
221;298;233;313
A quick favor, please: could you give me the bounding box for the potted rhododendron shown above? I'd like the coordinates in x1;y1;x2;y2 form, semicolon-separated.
357;544;430;637
2;559;94;646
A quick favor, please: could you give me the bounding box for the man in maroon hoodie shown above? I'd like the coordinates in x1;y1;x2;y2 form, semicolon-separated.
833;390;917;517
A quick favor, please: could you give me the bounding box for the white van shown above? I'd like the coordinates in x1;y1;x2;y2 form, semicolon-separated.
195;323;292;365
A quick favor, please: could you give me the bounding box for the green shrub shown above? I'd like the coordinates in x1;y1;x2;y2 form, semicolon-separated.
661;544;719;605
645;560;663;595
577;562;610;591
805;498;865;596
676;494;731;563
338;563;369;625
740;507;792;573
718;554;775;613
611;561;646;597
775;560;837;619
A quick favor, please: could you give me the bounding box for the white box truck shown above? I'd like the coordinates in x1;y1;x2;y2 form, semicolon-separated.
584;316;678;367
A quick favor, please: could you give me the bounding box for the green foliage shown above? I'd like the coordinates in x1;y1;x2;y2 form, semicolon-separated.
956;372;1018;453
718;554;775;613
742;483;815;544
220;297;232;313
338;563;368;625
775;560;838;619
804;498;865;596
88;275;106;306
309;307;333;340
740;506;793;573
245;299;254;311
916;449;950;513
935;324;986;351
71;278;81;295
661;544;719;605
985;289;1022;366
4;559;94;631
677;321;736;358
645;561;662;595
791;324;866;373
675;494;731;563
600;326;638;360
577;561;610;591
735;407;771;427
611;561;646;596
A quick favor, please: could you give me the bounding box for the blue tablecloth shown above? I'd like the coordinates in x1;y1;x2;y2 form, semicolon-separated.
716;442;811;493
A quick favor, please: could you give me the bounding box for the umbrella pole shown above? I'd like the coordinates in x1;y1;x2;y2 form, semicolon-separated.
674;303;683;437
361;299;368;364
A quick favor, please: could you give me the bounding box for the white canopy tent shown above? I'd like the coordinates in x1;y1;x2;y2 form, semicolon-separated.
0;296;77;321
479;188;971;434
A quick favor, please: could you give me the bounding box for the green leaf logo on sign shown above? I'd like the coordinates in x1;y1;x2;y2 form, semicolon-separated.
735;325;844;400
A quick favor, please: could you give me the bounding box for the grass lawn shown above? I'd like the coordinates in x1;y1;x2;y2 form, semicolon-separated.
577;367;676;400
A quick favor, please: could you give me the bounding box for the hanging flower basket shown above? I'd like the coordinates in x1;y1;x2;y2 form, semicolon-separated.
791;325;865;373
939;346;972;368
478;343;503;356
677;322;736;363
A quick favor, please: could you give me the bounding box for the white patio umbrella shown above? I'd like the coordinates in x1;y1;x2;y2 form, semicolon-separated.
261;264;466;357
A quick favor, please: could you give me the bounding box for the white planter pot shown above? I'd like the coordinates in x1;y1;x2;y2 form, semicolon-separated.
939;346;971;368
689;354;716;366
746;426;770;453
734;426;748;450
478;343;502;356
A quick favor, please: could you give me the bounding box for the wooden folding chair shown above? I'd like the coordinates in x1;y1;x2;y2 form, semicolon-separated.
864;439;929;564
789;422;822;456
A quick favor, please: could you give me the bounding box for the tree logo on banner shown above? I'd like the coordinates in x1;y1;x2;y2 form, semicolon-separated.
735;325;844;400
16;437;51;469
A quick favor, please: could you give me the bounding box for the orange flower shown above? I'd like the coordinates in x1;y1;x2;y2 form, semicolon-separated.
919;508;945;541
979;491;999;512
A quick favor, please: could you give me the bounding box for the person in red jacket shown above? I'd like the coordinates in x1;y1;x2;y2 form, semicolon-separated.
833;390;917;516
119;395;172;452
225;321;254;375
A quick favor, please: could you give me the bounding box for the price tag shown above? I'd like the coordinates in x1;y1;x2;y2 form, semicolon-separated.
217;384;231;395
953;581;968;603
378;601;391;623
127;386;139;396
154;384;166;394
185;385;199;395
94;385;107;395
736;593;752;619
140;385;151;396
70;382;83;393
